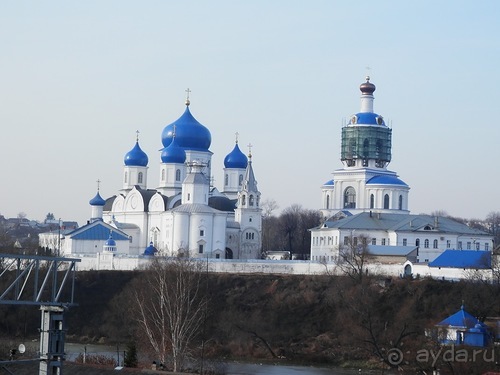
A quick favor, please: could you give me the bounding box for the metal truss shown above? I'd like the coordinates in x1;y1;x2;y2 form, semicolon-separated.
0;253;80;307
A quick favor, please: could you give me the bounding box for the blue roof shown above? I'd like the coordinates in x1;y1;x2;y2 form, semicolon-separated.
436;306;485;329
144;241;158;256
224;143;248;169
161;136;186;164
323;179;334;186
70;222;129;241
429;250;491;269
89;191;106;206
162;106;211;151
366;175;408;186
124;141;149;167
353;112;385;125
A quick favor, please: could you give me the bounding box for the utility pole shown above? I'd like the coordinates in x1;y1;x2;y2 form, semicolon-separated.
0;253;80;374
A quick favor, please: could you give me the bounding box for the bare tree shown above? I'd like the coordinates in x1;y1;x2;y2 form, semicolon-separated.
336;234;371;283
261;199;279;218
133;257;208;372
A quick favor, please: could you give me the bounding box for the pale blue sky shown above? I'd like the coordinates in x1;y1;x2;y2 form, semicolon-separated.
0;1;499;224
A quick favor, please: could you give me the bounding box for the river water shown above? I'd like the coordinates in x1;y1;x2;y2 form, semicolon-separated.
64;343;377;374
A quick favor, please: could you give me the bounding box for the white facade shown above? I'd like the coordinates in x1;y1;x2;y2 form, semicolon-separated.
311;78;493;266
43;98;262;260
320;77;410;219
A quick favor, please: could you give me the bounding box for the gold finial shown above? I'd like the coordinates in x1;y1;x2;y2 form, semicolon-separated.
235;132;239;144
185;88;191;106
247;143;253;159
136;130;140;142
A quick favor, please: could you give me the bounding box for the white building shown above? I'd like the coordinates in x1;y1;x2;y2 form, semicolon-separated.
311;77;493;264
41;94;262;260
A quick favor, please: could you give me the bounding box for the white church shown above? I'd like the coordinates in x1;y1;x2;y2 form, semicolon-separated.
40;93;262;260
310;77;493;269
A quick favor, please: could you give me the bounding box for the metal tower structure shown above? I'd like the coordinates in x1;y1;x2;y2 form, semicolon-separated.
0;253;80;375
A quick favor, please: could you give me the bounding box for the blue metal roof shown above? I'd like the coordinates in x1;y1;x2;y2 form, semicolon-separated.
323;179;334;186
144;241;158;256
89;191;106;206
429;250;491;269
162;106;212;151
161;136;186;164
366;175;408;186
70;222;129;241
124;141;149;167
353;112;385;125
436;306;485;329
224;143;248;169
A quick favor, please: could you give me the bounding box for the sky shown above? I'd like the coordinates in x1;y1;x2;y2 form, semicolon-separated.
0;1;499;225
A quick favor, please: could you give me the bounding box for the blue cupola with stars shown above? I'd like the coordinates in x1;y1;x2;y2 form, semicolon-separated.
161;91;212;152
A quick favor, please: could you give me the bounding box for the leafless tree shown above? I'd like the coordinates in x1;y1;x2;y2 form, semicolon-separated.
132;257;208;372
336;234;371;283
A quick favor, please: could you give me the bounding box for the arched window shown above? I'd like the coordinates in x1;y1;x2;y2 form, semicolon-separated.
249;195;254;206
326;195;330;209
370;194;374;209
424;239;429;248
124;172;128;183
433;239;438;249
384;194;389;209
239;174;243;185
415;238;420;247
363;138;370;158
225;174;228;186
138;172;143;184
344;187;356;209
398;195;403;210
175;169;181;182
161;169;165;181
242;195;246;205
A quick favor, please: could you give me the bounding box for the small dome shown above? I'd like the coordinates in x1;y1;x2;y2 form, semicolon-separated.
161;136;186;164
89;191;106;206
162;105;211;151
144;241;158;256
360;76;376;95
124;141;149;167
323;179;334;186
224;143;248;169
366;175;408;186
105;236;116;247
351;112;385;126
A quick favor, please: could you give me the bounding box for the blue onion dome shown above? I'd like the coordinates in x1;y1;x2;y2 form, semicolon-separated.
124;140;149;166
161;135;186;163
105;233;116;247
89;191;106;206
144;241;158;256
224;141;248;169
161;99;212;151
